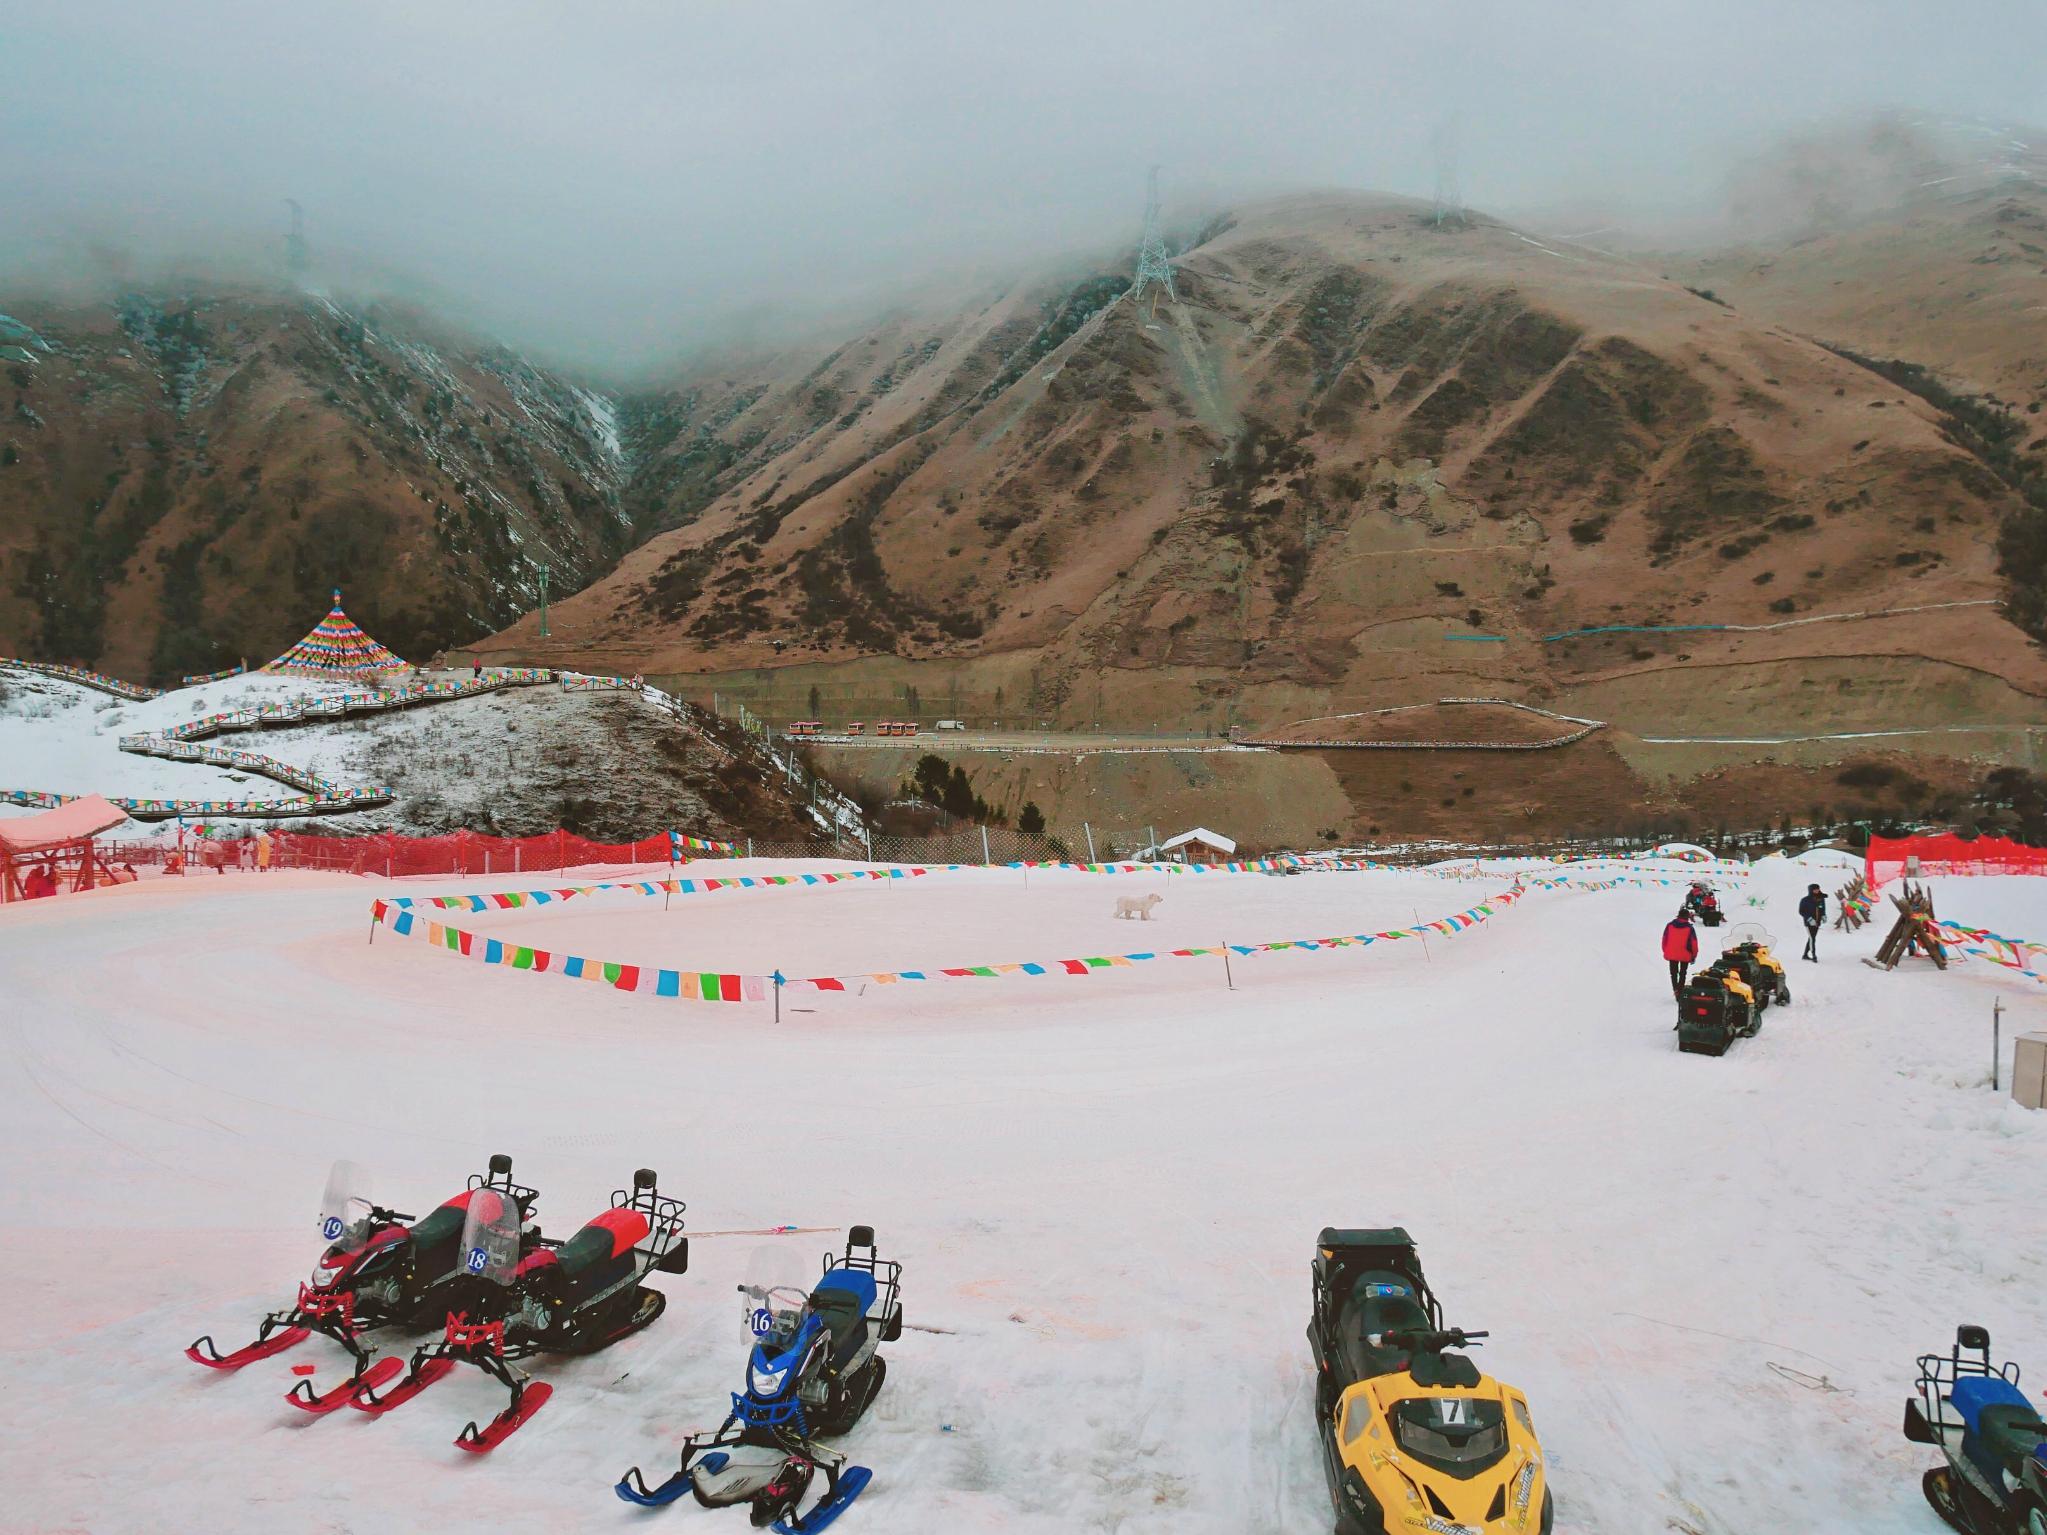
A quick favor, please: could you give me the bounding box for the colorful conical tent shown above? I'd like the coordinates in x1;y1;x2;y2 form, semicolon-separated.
263;591;408;679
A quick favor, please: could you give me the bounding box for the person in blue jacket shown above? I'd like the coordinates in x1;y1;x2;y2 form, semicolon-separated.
1797;884;1827;961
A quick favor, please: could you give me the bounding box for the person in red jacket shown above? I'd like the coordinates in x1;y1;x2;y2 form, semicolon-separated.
1663;908;1700;997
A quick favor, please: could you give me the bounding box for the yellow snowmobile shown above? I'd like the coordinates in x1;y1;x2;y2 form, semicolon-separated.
1309;1228;1551;1534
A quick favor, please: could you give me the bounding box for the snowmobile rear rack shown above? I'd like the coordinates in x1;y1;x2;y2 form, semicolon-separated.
470;1153;540;1221
819;1225;902;1340
1312;1229;1441;1332
613;1168;688;1274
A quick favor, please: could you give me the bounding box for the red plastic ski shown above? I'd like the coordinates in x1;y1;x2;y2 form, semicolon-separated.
349;1356;456;1415
454;1382;552;1452
185;1327;311;1370
286;1355;403;1414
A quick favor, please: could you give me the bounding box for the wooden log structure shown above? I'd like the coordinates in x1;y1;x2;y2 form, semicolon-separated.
1869;881;1947;970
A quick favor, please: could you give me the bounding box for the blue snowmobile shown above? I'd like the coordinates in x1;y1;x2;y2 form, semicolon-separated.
1903;1325;2047;1534
617;1226;903;1532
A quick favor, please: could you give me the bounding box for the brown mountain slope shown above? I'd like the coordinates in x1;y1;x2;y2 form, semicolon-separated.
0;288;629;682
482;192;2043;748
1663;183;2047;401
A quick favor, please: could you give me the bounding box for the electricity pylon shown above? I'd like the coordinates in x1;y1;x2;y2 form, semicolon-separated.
1430;123;1463;227
1130;166;1177;309
284;199;310;278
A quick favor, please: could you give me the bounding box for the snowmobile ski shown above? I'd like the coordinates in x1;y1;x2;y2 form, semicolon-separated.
614;1464;697;1507
286;1355;403;1413
454;1381;552;1452
774;1465;872;1534
185;1326;310;1369
349;1355;456;1415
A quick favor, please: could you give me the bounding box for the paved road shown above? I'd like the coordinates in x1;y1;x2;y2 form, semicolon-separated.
801;731;1258;755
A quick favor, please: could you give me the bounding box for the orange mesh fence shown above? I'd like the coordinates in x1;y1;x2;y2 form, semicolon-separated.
105;829;707;877
1867;833;2047;888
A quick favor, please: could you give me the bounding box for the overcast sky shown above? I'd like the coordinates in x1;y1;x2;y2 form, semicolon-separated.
3;1;2042;374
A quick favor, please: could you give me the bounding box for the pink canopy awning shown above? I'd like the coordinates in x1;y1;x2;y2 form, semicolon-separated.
0;794;127;854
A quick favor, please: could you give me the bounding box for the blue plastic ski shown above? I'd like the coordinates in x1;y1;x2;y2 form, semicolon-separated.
614;1467;695;1507
615;1449;732;1508
775;1466;871;1534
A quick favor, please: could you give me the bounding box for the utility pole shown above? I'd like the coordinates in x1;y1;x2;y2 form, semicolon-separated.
537;562;550;637
1130;166;1177;314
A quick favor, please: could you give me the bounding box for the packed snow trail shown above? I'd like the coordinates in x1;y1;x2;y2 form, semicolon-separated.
1;860;2042;1533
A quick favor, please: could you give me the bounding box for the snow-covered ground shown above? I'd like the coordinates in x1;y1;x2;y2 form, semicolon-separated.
0;669;689;837
0;671;370;810
3;857;2043;1534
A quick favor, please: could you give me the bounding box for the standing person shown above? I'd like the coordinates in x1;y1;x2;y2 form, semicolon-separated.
1663;907;1700;998
1798;883;1827;962
256;829;272;873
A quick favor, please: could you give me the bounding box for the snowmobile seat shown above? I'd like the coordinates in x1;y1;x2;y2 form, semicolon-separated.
406;1192;477;1267
1948;1375;2028;1434
552;1208;651;1295
817;1268;878;1314
1337;1271;1431;1383
1951;1376;2047;1471
810;1269;878;1369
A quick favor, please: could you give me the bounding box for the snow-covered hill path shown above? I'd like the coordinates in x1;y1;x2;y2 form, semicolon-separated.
1;859;2041;1534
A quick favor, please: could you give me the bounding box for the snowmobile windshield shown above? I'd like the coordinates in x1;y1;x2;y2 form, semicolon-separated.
1724;921;1773;950
739;1244;813;1348
317;1159;376;1254
458;1187;522;1286
1392;1396;1509;1480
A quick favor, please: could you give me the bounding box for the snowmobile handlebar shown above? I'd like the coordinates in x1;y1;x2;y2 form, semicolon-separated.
1370;1326;1488;1352
368;1204;415;1225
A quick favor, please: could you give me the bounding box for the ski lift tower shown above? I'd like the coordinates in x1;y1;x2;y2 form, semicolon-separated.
1130;166;1177;316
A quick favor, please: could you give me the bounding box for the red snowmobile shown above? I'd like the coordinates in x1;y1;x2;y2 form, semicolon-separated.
1684;882;1725;928
352;1167;688;1450
185;1154;540;1412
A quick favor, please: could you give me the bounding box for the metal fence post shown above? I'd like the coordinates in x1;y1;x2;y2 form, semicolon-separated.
981;825;992;866
1085;822;1095;862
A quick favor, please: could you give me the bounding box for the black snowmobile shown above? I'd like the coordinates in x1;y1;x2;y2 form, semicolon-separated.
185;1154;540;1410
1903;1325;2047;1534
616;1226;904;1531
353;1167;688;1451
1676;959;1760;1055
1719;926;1792;1011
1684;881;1725;928
1307;1228;1551;1535
1678;925;1788;1056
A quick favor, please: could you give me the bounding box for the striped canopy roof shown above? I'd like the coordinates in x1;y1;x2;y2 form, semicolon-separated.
263;592;407;678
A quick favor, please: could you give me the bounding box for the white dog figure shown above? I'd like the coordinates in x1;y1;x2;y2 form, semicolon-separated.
1115;892;1164;921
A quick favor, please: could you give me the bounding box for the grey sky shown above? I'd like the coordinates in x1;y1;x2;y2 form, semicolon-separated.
4;1;2042;374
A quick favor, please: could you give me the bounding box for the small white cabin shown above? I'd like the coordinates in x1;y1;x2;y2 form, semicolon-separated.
1156;827;1237;865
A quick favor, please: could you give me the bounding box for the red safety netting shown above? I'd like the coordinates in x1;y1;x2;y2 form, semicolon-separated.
1866;833;2047;888
104;829;710;879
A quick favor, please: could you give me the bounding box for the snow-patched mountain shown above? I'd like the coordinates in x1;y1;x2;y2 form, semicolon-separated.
0;289;634;684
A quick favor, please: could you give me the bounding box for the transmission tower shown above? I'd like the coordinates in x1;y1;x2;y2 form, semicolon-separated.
1430;123;1463;227
1130;166;1177;309
284;199;309;278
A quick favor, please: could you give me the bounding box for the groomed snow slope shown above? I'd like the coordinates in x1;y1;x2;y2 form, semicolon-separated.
3;859;2043;1534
